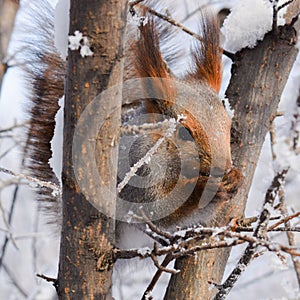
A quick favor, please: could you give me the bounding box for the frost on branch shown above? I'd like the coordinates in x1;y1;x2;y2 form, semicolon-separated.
113;204;300;299
117;117;180;194
0;166;61;197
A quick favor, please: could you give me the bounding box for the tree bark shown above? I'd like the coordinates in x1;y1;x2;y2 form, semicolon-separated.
57;1;127;299
164;22;299;300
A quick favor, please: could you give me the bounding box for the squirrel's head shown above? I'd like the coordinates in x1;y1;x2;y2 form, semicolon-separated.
118;11;243;223
133;15;232;174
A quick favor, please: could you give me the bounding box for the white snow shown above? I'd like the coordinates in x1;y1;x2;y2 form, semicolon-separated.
80;41;94;58
222;0;273;53
68;31;94;57
68;30;83;50
137;247;152;256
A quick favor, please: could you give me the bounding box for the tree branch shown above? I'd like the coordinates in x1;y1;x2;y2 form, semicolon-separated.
165;17;299;300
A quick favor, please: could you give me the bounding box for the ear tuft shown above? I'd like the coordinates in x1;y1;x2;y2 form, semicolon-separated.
188;13;222;93
133;15;175;113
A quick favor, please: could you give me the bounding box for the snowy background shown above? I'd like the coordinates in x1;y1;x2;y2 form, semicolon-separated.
0;0;299;299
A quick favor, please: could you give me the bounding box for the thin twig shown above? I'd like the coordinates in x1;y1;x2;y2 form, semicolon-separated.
277;191;300;288
0;166;61;195
121;120;173;135
269;121;277;160
36;273;58;286
278;0;295;12
180;2;219;23
272;226;300;232
0;122;28;134
142;253;174;300
272;0;279;33
141;5;203;41
269;93;300;288
139;210;174;242
129;0;203;40
0;142;20;160
0;185;20;268
0;143;28;271
268;211;300;231
213;169;289;300
117;118;178;193
150;252;178;275
235;225;300;232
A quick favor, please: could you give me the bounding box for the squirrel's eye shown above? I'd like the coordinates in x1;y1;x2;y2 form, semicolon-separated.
178;127;193;141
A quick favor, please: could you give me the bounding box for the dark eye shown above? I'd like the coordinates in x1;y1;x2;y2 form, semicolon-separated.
178;127;193;141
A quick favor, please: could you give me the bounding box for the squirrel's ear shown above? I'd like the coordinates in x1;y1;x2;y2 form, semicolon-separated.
188;13;222;93
133;16;175;114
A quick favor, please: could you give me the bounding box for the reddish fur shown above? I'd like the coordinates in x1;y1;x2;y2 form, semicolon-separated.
133;17;175;114
189;13;223;93
134;12;223;115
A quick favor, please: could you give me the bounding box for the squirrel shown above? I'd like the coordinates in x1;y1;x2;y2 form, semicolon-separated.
23;3;243;242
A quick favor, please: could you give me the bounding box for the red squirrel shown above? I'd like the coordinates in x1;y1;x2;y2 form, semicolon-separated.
23;3;243;236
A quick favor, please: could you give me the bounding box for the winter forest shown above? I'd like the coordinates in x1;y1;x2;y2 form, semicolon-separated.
0;0;300;299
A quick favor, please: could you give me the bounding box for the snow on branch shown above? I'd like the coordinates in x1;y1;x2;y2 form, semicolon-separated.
121;120;177;136
117;117;181;194
110;190;300;298
129;0;203;42
0;166;61;197
212;169;290;300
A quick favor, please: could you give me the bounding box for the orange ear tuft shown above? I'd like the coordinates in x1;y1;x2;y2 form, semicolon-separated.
189;13;223;93
133;16;175;113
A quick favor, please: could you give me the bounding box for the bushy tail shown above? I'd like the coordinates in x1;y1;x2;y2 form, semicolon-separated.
20;2;65;215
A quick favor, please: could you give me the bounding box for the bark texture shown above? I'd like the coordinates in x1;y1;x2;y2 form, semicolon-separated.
57;1;127;299
164;22;299;300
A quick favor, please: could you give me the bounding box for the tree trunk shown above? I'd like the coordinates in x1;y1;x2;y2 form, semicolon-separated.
164;22;299;300
57;1;127;299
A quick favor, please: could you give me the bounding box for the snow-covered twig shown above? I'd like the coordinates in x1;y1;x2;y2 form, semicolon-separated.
129;0;202;41
129;1;235;60
270;93;300;288
114;196;300;298
117;118;178;193
213;169;289;300
277;188;300;288
140;5;203;41
268;211;300;231
121;119;175;135
0;166;61;196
